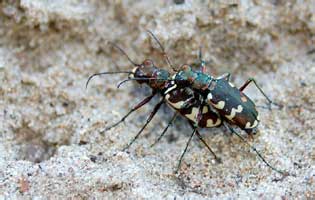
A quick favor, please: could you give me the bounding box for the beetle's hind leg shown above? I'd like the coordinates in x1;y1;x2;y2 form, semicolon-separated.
175;105;221;173
239;78;282;109
175;127;196;174
188;121;221;163
223;122;285;175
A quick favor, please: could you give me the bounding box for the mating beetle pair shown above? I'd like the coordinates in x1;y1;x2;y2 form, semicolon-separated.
86;31;285;175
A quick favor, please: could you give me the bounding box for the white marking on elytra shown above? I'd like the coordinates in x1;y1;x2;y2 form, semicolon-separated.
225;105;243;120
212;101;225;109
202;106;208;114
165;94;184;109
207;93;213;100
185;107;199;121
206;118;221;127
164;84;177;95
257;114;260;121
245;120;258;129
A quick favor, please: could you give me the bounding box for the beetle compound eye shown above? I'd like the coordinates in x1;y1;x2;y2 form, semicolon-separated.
134;68;145;78
180;64;191;71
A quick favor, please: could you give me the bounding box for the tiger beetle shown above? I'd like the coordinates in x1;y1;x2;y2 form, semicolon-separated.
86;41;222;172
86;31;286;175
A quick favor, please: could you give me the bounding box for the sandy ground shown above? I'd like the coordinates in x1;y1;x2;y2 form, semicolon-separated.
0;0;314;199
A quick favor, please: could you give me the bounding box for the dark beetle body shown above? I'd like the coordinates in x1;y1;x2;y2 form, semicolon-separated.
129;60;221;128
130;61;259;133
86;37;285;175
174;65;260;134
165;86;222;128
207;76;259;133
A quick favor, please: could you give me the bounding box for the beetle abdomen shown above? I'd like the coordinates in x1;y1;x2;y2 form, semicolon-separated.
207;78;259;133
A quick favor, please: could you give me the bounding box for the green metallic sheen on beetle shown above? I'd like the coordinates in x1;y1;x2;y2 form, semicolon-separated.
174;65;259;134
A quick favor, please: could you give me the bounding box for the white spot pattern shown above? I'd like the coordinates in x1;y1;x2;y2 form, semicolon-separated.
207;118;221;127
245;120;258;129
207;93;213;100
165;94;184;109
129;67;137;78
202;106;208;114
164;84;177;95
225;105;243;120
212;101;225;109
185;107;199;121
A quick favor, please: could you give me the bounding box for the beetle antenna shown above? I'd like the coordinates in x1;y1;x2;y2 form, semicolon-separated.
86;71;132;89
108;41;140;66
146;30;177;72
117;77;172;88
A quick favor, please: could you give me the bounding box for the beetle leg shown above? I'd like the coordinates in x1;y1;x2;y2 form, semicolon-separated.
150;112;178;147
175;127;196;174
223;122;285;175
122;98;164;151
188;121;221;163
239;78;283;109
102;92;156;132
175;105;208;173
180;96;195;109
175;105;203;173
